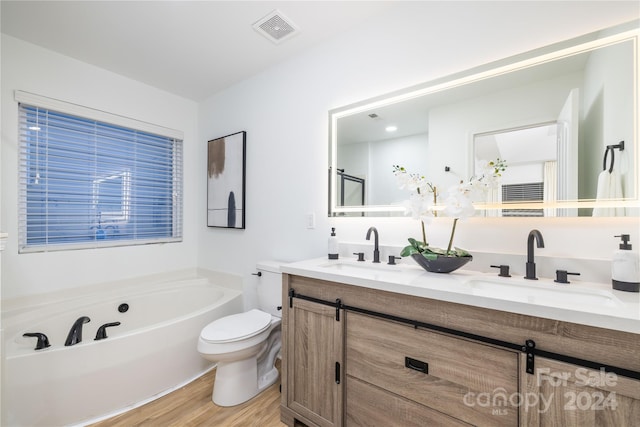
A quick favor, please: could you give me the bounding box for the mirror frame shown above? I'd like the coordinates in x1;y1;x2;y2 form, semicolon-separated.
328;21;639;217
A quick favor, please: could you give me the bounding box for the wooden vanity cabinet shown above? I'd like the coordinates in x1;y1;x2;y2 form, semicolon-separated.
522;357;640;426
346;312;519;426
281;296;344;427
280;273;640;427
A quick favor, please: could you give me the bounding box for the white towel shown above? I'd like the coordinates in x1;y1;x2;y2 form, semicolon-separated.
610;169;623;201
593;170;625;216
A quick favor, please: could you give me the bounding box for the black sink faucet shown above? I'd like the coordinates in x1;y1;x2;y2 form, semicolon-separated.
366;226;380;263
525;229;545;280
65;316;91;346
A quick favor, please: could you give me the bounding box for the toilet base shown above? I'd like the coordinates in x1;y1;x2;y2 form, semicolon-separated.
213;358;258;406
211;360;281;407
211;330;282;407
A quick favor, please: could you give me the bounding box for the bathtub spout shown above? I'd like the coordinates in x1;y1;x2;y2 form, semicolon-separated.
95;322;121;340
65;316;91;346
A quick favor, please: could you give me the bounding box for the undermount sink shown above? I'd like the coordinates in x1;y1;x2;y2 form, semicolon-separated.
311;259;625;311
465;277;622;308
319;260;403;273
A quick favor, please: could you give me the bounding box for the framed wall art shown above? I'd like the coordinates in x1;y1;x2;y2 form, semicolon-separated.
207;131;246;228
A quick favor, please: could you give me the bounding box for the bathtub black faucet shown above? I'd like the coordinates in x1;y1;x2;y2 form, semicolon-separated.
95;322;121;340
65;316;91;346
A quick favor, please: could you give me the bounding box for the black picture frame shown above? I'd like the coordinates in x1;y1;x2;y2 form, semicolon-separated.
207;131;246;229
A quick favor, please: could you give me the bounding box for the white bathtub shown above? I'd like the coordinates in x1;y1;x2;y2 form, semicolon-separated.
2;270;244;426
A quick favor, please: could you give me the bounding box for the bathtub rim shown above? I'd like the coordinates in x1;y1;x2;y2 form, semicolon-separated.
1;267;242;318
2;268;244;353
5;283;241;359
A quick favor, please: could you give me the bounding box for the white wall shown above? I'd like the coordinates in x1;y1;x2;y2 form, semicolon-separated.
1;35;199;299
369;134;429;205
427;72;583;190
2;2;638;300
337;133;429;206
198;1;640;279
582;40;636;200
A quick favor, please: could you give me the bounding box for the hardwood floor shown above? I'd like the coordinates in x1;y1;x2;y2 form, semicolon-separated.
90;364;286;427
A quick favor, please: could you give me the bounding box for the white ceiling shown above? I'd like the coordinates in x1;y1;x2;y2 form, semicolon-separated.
1;1;398;101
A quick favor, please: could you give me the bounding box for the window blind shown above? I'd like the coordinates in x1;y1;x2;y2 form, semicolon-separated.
501;182;544;217
18;100;183;252
502;182;544;202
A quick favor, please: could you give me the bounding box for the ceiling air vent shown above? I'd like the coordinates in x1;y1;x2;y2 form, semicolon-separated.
253;10;299;44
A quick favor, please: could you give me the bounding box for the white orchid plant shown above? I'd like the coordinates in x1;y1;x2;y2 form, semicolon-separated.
393;158;507;260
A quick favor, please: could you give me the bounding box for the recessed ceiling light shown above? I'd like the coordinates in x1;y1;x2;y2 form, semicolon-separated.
385;126;398;132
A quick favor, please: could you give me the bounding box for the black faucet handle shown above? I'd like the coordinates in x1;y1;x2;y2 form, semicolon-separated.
353;252;365;262
23;332;51;350
490;264;511;277
95;322;122;340
387;255;401;265
554;270;580;284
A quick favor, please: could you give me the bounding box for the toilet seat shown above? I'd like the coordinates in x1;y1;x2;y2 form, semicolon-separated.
200;309;272;344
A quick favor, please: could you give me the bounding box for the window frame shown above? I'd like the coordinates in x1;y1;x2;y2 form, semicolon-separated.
16;91;184;253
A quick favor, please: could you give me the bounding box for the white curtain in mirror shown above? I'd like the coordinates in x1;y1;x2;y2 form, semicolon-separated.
543;161;558;217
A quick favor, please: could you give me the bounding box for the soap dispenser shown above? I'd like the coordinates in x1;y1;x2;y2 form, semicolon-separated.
612;234;640;292
328;227;339;260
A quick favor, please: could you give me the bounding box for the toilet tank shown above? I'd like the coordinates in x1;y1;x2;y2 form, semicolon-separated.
256;261;283;317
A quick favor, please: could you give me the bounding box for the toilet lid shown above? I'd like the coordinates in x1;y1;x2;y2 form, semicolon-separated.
201;309;272;343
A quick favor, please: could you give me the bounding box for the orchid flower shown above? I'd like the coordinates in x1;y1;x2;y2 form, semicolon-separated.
393;165;436;245
394;158;507;257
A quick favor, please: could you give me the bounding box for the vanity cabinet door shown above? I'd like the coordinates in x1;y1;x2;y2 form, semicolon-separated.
522;356;640;426
286;298;344;427
346;312;519;426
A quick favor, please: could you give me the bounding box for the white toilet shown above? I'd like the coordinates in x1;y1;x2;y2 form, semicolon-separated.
197;261;282;407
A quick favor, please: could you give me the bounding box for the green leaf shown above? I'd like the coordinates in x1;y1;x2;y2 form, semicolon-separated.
401;237;431;257
409;244;472;258
406;237;421;248
421;252;439;260
424;246;447;256
408;237;427;250
400;245;419;257
453;247;472;257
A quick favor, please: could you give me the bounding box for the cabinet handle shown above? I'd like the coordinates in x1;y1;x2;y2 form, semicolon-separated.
405;356;429;374
335;362;341;384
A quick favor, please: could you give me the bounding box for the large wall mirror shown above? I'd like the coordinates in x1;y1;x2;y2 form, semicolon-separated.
329;21;639;217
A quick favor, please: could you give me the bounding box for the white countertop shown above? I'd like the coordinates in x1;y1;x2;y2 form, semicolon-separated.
282;257;640;334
